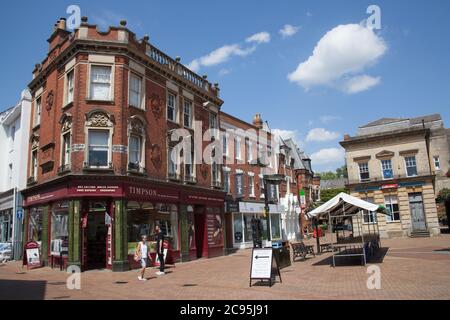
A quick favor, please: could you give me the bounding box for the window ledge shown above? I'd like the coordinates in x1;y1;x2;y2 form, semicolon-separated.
62;101;73;110
129;105;146;112
386;220;401;224
85;99;115;105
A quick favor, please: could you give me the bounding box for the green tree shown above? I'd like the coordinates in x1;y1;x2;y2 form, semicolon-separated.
320;188;347;203
335;165;348;179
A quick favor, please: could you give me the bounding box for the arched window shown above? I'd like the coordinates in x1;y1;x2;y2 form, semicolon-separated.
127;116;146;173
59;114;72;172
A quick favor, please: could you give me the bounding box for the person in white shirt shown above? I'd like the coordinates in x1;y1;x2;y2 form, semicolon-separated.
136;235;151;281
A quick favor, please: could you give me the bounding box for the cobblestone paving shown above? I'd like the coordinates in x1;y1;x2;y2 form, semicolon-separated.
1;235;449;300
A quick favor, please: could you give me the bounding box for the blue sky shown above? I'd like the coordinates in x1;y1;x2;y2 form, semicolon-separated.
1;0;449;172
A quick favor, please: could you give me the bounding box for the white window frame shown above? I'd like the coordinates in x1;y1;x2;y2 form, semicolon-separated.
249;175;255;197
381;159;393;180
359;162;370;182
405;156;418;177
65;69;75;105
86;128;112;168
433;156;441;171
184;147;195;179
89;64;113;101
167;92;177;123
34;96;41;127
211;161;220;185
61;131;71;167
128;134;143;166
183;99;193;128
385;195;401;222
235;137;242;160
246;140;253;163
31;148;38;179
168;145;179;178
222;132;229;157
129;72;143;109
223;168;231;193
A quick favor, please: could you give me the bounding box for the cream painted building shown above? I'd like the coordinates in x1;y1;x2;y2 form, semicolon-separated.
340;115;448;238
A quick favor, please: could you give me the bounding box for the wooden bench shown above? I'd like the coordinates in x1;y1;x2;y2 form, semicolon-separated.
291;242;315;261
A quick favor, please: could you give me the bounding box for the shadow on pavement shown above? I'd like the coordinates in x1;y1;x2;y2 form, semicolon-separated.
311;247;389;267
0;280;47;300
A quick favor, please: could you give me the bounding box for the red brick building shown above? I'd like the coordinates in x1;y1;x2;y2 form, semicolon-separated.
23;17;227;271
219;112;282;249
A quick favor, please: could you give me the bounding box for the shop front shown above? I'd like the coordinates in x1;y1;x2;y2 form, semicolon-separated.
0;189;24;261
22;177;226;272
231;201;282;249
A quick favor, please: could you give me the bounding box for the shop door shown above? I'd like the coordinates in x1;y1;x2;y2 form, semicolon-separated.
194;213;206;258
86;212;107;269
409;193;427;231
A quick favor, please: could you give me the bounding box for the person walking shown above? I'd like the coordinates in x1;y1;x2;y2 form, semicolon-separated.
135;235;151;281
155;225;165;276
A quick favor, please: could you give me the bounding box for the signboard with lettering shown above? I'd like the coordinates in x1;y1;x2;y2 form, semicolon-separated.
126;185;179;202
268;184;277;202
23;241;42;270
112;145;127;154
249;248;281;287
71;144;85;152
72;184;122;196
206;213;223;247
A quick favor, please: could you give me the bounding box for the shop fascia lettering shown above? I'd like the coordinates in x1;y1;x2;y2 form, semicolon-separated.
128;186;158;197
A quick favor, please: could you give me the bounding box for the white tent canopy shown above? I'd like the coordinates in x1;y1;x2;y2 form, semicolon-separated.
307;192;381;218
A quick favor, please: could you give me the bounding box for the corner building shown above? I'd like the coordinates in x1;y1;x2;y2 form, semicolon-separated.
23;18;226;271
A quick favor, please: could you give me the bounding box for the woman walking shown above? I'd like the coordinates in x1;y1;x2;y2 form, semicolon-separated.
135;235;151;281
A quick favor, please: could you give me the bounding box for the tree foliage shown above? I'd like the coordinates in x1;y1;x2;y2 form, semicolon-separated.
320;188;348;203
317;165;348;180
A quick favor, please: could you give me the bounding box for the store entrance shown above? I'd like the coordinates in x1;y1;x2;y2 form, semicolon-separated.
86;212;107;270
194;213;206;258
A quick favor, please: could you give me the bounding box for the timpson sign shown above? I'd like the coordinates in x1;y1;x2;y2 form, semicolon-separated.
126;185;179;201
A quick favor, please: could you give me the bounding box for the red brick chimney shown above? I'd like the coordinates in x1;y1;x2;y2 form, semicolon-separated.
253;113;263;129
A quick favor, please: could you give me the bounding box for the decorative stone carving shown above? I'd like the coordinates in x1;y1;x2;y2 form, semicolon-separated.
62;119;72;132
129;117;145;135
150;94;163;119
86;111;113;127
46;90;54;111
30;134;39;150
150;144;162;168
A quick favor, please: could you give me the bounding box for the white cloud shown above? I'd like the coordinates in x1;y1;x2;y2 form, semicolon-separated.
279;24;300;39
187;44;256;72
319;115;342;124
341;75;381;94
272;129;302;147
218;68;232;76
246;32;271;44
306;128;340;142
310;148;345;165
187;31;269;72
288;24;387;93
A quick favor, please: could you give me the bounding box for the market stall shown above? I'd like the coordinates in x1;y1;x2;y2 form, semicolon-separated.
306;193;387;267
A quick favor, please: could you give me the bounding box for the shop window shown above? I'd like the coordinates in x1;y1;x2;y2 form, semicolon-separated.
385;195;400;222
127;202;179;257
50;202;69;255
0;210;13;243
233;213;243;244
90;65;112;101
270;213;281;240
28;208;43;245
